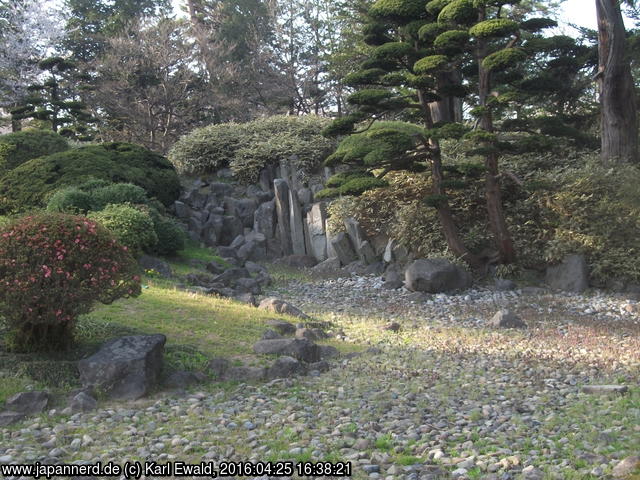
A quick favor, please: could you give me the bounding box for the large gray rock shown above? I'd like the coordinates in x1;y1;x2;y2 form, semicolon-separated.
546;254;589;293
489;309;527;329
307;203;328;262
78;334;166;400
274;179;293;255
266;356;306;379
404;259;472;293
331;233;358;266
312;257;342;274
69;392;97;413
258;297;310;319
174;201;190;219
344;218;377;264
289;188;307;256
253;338;321;363
138;255;172;278
253;200;276;238
220;216;244;246
4;391;49;416
265;319;297;335
277;255;318;268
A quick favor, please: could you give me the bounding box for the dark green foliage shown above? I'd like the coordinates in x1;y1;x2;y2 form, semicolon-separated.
314;187;341;200
425;0;452;14
424;193;449;208
0;130;69;173
45;187;95;214
91;183;149;210
339;176;389;195
348;89;395;106
469;19;519;38
437;0;476;25
482;48;526;72
362;23;394;45
89;204;158;257
0;143;180;214
344;69;387;86
373;42;415;60
149;214;186;256
520;18;557;32
326;171;374;188
369;0;428;21
418;22;444;42
428;122;470;139
433;30;469;55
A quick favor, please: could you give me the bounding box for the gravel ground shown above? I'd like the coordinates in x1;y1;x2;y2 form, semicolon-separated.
1;275;639;480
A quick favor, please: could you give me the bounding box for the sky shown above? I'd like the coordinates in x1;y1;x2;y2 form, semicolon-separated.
559;0;598;29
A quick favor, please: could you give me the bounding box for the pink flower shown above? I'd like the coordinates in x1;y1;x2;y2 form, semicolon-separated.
42;265;52;278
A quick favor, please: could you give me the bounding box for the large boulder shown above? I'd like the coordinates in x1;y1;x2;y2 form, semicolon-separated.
331;233;358;266
1;391;49;425
404;259;472;293
138;255;172;278
253;338;321;363
78;334;166;400
277;254;318;268
545;254;589;293
258;297;310;319
266;356;306;379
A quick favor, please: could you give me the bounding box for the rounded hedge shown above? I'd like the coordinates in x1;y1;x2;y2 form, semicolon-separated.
150;215;186;256
482;47;526;72
369;0;427;21
169;116;335;184
91;183;149;210
0;129;69;174
469;19;519;38
433;30;469;55
414;55;449;74
0;143;180;214
0;213;140;351
437;0;476;25
46;187;95;214
88;204;158;257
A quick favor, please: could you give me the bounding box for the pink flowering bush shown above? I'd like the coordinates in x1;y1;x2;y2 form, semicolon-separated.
0;213;141;351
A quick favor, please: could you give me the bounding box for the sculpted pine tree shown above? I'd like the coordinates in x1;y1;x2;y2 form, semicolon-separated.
323;0;562;267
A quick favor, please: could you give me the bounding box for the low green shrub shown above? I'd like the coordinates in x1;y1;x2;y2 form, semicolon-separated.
91;183;149;210
0;213;140;351
0;129;69;173
169;115;336;184
149;213;186;256
0;142;180;213
89;204;158;257
46;187;95;214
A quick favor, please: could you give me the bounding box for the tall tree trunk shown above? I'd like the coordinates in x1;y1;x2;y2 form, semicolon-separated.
476;27;516;264
418;89;481;269
596;0;638;163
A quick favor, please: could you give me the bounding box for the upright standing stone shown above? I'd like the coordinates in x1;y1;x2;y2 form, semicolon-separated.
308;203;328;262
254;200;277;239
289;189;307;255
274;179;293;255
326;219;337;259
546;254;589;293
259;167;273;192
331;232;358;266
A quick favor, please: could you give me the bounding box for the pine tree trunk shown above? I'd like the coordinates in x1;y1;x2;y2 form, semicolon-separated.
477;34;515;264
418;90;481;269
596;0;638;163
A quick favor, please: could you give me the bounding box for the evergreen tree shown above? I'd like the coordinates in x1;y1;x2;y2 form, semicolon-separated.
323;0;573;267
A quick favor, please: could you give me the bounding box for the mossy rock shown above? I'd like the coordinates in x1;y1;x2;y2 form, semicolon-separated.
0;143;180;213
0;129;69;173
437;0;476;25
369;0;428;21
469;19;519;38
414;54;449;74
482;47;526;72
433;30;469;55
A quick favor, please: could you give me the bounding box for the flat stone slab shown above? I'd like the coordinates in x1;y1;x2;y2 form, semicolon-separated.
581;385;629;395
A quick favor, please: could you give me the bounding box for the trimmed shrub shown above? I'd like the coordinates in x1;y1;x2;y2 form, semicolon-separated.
89;204;158;257
482;48;527;72
437;0;476;25
0;129;69;173
91;183;149;210
150;215;186;256
0;143;180;214
46;187;95;214
0;213;141;351
414;55;449;74
369;0;427;21
169;116;336;184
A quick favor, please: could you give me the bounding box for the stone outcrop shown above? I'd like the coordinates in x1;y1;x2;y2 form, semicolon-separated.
546;254;589;293
405;259;472;293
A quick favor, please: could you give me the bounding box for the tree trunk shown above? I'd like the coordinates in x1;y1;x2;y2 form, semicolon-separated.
418;89;481;269
429;70;463;124
596;0;638;163
476;29;516;264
